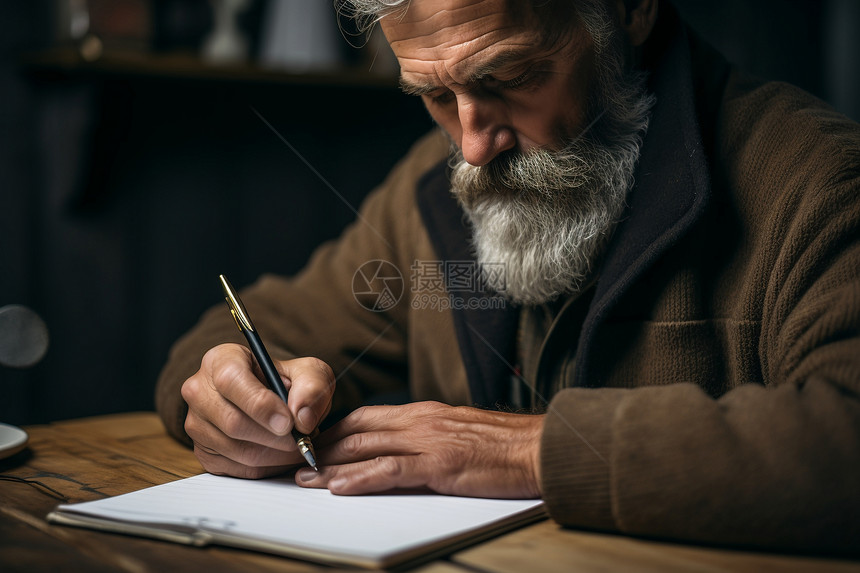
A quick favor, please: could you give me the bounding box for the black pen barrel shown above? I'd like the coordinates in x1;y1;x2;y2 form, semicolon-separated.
244;330;289;404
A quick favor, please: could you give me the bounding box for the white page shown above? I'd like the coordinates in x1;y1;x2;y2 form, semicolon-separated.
54;473;544;561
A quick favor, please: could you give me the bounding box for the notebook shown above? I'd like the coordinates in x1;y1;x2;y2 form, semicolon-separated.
47;473;546;569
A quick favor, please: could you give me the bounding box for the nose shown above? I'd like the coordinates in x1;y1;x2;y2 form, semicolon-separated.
456;93;516;166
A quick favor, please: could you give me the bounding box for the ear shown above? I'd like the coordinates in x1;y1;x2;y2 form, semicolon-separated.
616;0;658;47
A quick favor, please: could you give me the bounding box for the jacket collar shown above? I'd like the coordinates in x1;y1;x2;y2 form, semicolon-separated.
574;3;713;384
415;3;713;403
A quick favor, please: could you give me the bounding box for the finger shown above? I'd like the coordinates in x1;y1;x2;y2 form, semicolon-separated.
188;414;301;469
318;429;418;465
204;346;295;436
193;442;295;480
296;455;430;495
280;358;336;434
317;405;408;446
184;370;294;451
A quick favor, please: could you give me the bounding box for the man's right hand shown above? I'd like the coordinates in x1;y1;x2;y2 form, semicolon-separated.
180;343;335;478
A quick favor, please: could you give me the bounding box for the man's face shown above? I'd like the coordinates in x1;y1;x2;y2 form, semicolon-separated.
378;0;652;304
380;0;597;167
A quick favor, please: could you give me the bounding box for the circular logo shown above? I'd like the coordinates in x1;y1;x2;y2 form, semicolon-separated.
352;260;404;312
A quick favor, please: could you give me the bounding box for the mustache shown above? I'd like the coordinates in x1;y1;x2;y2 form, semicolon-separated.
449;142;600;211
449;109;609;203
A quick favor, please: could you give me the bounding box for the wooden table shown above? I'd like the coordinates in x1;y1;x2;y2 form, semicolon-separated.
1;412;859;572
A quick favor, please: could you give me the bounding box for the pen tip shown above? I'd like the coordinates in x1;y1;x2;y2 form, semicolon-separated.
313;465;319;472
301;449;318;472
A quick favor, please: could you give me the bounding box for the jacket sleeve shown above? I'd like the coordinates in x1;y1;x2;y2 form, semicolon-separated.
155;131;449;446
539;83;860;554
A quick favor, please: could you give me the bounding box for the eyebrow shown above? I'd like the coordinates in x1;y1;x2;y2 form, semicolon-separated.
398;47;535;96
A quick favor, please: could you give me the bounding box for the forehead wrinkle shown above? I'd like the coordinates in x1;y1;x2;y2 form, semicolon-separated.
454;40;536;81
396;29;535;87
396;37;539;96
385;0;504;32
383;0;545;94
397;42;534;96
387;13;519;51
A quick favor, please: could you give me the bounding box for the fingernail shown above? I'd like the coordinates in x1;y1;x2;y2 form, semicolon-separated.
269;414;289;434
298;407;315;431
296;468;316;482
329;477;347;490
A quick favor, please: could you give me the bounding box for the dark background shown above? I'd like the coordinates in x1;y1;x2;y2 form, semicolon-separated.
1;0;858;426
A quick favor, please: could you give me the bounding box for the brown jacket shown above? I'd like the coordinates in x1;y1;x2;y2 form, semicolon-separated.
157;5;860;554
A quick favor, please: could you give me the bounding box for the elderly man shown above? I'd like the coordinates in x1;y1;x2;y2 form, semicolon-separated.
156;0;860;554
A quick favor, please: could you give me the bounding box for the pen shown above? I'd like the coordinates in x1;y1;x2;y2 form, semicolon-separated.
219;274;318;471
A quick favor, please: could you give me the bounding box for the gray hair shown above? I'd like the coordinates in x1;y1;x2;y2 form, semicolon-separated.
335;0;617;53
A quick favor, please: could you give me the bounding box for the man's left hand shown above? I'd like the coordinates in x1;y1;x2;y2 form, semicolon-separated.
295;401;543;498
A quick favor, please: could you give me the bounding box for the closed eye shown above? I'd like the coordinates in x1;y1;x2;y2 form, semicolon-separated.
499;70;534;89
496;67;554;92
426;89;456;106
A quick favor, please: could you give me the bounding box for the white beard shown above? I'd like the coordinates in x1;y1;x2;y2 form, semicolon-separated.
449;56;654;305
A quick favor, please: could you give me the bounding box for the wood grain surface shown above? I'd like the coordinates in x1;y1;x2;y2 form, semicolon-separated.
1;412;858;573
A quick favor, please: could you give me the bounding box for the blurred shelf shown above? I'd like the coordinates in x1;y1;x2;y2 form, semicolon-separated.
21;47;400;90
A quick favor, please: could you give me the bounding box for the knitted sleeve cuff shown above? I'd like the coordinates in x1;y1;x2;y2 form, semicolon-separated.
540;388;624;531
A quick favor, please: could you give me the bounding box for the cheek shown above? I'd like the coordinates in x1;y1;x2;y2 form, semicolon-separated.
509;95;586;149
510;75;592;148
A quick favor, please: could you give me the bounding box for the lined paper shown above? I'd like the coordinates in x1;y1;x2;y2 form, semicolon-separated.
50;473;544;566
